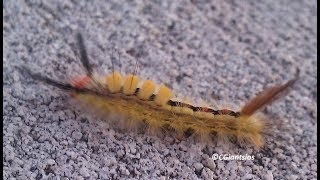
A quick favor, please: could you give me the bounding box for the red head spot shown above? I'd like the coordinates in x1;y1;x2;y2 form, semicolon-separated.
202;107;209;112
71;75;91;89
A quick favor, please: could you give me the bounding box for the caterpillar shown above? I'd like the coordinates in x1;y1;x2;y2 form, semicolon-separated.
19;33;298;149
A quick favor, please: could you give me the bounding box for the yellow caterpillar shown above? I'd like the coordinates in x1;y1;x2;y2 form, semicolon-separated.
20;33;298;149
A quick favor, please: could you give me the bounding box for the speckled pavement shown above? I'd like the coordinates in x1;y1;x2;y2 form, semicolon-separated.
3;0;317;179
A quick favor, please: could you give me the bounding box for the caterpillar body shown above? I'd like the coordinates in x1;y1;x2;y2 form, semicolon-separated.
21;33;298;149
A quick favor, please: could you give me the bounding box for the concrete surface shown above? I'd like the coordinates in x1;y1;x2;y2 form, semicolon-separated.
3;0;317;179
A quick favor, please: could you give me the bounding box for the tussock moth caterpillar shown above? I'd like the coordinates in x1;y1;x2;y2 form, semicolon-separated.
19;33;298;149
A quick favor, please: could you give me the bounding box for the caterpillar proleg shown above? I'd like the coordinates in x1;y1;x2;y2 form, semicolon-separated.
20;33;298;149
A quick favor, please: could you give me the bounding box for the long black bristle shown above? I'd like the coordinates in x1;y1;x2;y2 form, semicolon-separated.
17;66;89;93
77;33;93;76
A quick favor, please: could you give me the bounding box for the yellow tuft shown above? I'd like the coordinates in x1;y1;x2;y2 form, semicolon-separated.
162;105;172;111
154;85;173;106
193;111;215;119
138;80;156;100
172;107;194;115
193;126;211;143
106;71;122;93
236;116;265;148
123;74;139;95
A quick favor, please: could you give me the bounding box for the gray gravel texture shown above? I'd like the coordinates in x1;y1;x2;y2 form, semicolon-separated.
3;0;317;179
